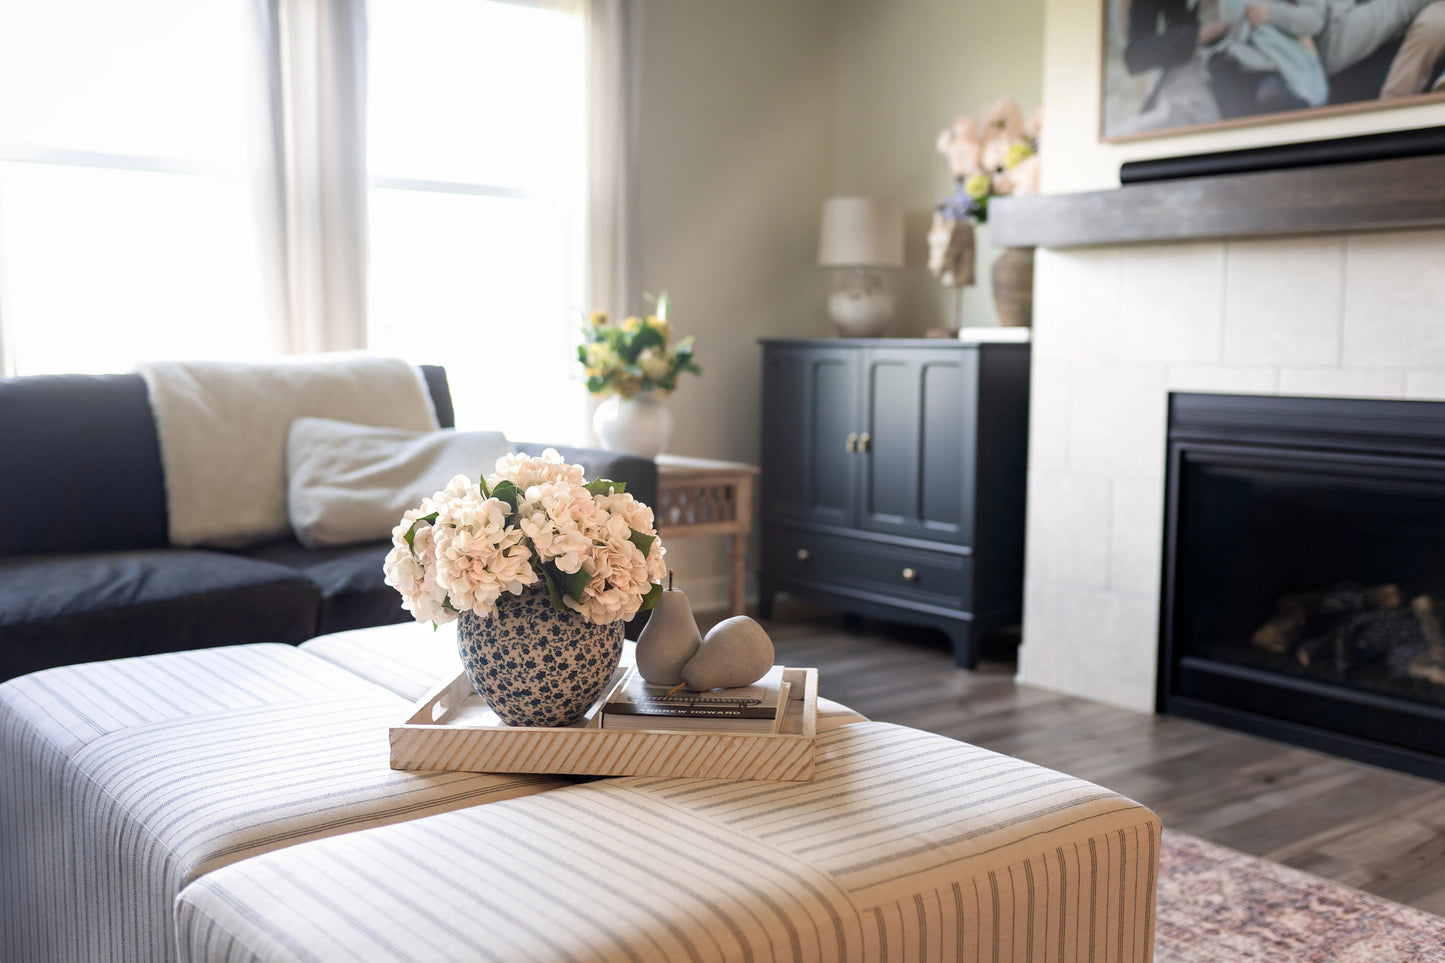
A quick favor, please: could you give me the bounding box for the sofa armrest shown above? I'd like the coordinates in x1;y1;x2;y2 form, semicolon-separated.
510;443;658;513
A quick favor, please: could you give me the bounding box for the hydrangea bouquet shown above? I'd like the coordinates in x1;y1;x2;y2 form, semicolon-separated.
578;292;700;399
935;98;1041;224
383;449;667;626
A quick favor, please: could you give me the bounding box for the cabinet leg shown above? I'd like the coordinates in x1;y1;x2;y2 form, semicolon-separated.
948;623;978;670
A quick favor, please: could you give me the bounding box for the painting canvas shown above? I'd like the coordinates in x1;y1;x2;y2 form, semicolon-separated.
1102;0;1445;141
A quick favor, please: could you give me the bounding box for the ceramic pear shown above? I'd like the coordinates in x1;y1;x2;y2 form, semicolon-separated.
679;615;775;691
634;578;703;686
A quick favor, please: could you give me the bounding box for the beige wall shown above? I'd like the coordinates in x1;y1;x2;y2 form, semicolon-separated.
633;0;1053;607
632;0;836;607
835;0;1046;335
1042;0;1445;193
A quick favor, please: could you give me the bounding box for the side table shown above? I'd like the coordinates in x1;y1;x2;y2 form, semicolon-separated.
653;455;760;616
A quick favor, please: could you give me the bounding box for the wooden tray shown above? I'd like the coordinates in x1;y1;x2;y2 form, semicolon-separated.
389;667;818;781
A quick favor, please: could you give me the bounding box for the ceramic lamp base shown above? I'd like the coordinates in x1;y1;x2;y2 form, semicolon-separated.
827;267;895;337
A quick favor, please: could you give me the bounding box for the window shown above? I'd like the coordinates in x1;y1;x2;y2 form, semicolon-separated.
366;0;588;440
0;0;269;376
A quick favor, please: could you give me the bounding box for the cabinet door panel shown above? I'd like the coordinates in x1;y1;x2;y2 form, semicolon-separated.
760;345;859;527
761;351;809;520
920;359;975;544
858;348;976;545
808;356;859;525
860;359;921;525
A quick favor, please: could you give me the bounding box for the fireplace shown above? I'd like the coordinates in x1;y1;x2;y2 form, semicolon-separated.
1160;392;1445;781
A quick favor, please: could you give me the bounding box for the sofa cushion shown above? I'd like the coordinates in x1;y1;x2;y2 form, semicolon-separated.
0;372;169;557
240;537;404;636
140;357;441;548
0;550;320;681
286;418;510;548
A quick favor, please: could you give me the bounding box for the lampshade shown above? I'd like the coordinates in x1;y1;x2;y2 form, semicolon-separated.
817;197;904;268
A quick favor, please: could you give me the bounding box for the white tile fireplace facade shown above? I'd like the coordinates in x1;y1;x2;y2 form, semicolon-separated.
1016;228;1445;713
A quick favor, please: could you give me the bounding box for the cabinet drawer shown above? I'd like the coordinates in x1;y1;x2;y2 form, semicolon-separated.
765;526;972;611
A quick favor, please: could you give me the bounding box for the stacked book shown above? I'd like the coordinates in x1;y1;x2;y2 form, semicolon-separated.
599;665;791;734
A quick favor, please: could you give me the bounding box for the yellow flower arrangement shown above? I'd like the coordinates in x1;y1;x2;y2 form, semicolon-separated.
578;292;701;399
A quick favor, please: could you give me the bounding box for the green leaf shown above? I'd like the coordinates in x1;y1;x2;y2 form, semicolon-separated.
545;560;594;604
639;581;665;612
404;512;439;550
630;325;664;353
479;475;492;498
629;528;656;558
542;571;569;613
585;478;625;497
490;480;520;515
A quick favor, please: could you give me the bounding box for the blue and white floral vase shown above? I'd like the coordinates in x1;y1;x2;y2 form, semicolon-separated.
456;585;624;727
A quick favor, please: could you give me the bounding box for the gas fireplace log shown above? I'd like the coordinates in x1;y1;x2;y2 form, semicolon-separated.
1251;584;1404;660
1409;596;1445;685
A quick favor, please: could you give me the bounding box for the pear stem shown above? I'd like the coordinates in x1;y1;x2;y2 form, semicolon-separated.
664;682;687;698
668;569;674;591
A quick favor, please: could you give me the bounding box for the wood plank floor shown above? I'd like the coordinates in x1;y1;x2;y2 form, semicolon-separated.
707;600;1445;917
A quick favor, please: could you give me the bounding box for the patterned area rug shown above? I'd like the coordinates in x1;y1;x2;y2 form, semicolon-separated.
1157;829;1445;962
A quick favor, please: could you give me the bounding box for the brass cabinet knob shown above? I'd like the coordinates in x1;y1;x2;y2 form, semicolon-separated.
858;432;871;453
845;433;858;453
902;567;918;582
797;548;811;561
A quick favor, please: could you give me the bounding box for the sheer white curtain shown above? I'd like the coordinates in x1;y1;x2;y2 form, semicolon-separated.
586;0;640;325
253;0;370;355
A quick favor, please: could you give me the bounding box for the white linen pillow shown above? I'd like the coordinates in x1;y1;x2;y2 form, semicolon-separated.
287;418;511;548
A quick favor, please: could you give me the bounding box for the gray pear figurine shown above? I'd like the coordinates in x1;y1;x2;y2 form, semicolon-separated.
634;572;702;686
680;615;775;691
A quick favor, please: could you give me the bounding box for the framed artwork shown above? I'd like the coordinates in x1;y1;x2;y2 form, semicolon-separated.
1101;0;1445;142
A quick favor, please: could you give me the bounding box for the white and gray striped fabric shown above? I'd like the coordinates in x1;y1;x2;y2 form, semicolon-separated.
1;644;574;963
300;623;467;701
1;644;388;963
175;722;1160;963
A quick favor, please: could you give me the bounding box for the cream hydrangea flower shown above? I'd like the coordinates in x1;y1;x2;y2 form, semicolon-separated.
384;451;668;627
566;515;655;624
432;487;538;615
383;503;456;624
487;448;586;493
517;480;596;574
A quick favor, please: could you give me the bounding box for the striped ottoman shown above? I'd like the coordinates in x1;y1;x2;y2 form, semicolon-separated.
0;625;868;963
174;722;1161;963
1;624;1158;962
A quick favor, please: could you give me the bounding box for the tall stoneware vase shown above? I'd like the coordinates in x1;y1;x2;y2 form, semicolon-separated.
456;586;624;727
991;246;1035;328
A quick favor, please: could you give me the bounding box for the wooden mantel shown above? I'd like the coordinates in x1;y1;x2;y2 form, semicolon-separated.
989;153;1445;249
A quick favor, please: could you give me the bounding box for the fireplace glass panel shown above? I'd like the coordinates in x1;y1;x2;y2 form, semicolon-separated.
1176;450;1445;710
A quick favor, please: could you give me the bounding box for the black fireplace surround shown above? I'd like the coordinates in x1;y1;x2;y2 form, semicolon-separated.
1160;392;1445;781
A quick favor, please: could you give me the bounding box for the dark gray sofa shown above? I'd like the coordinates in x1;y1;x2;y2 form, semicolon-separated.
0;365;656;682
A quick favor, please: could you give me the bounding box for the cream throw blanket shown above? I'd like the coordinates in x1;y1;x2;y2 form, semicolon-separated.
140;356;439;547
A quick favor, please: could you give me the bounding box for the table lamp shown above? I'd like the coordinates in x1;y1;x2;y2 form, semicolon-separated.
817;197;904;337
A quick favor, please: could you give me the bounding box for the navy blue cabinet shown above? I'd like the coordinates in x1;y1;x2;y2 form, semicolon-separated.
758;339;1030;668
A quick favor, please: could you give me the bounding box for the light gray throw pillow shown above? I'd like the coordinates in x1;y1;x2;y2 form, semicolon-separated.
287;418;512;548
